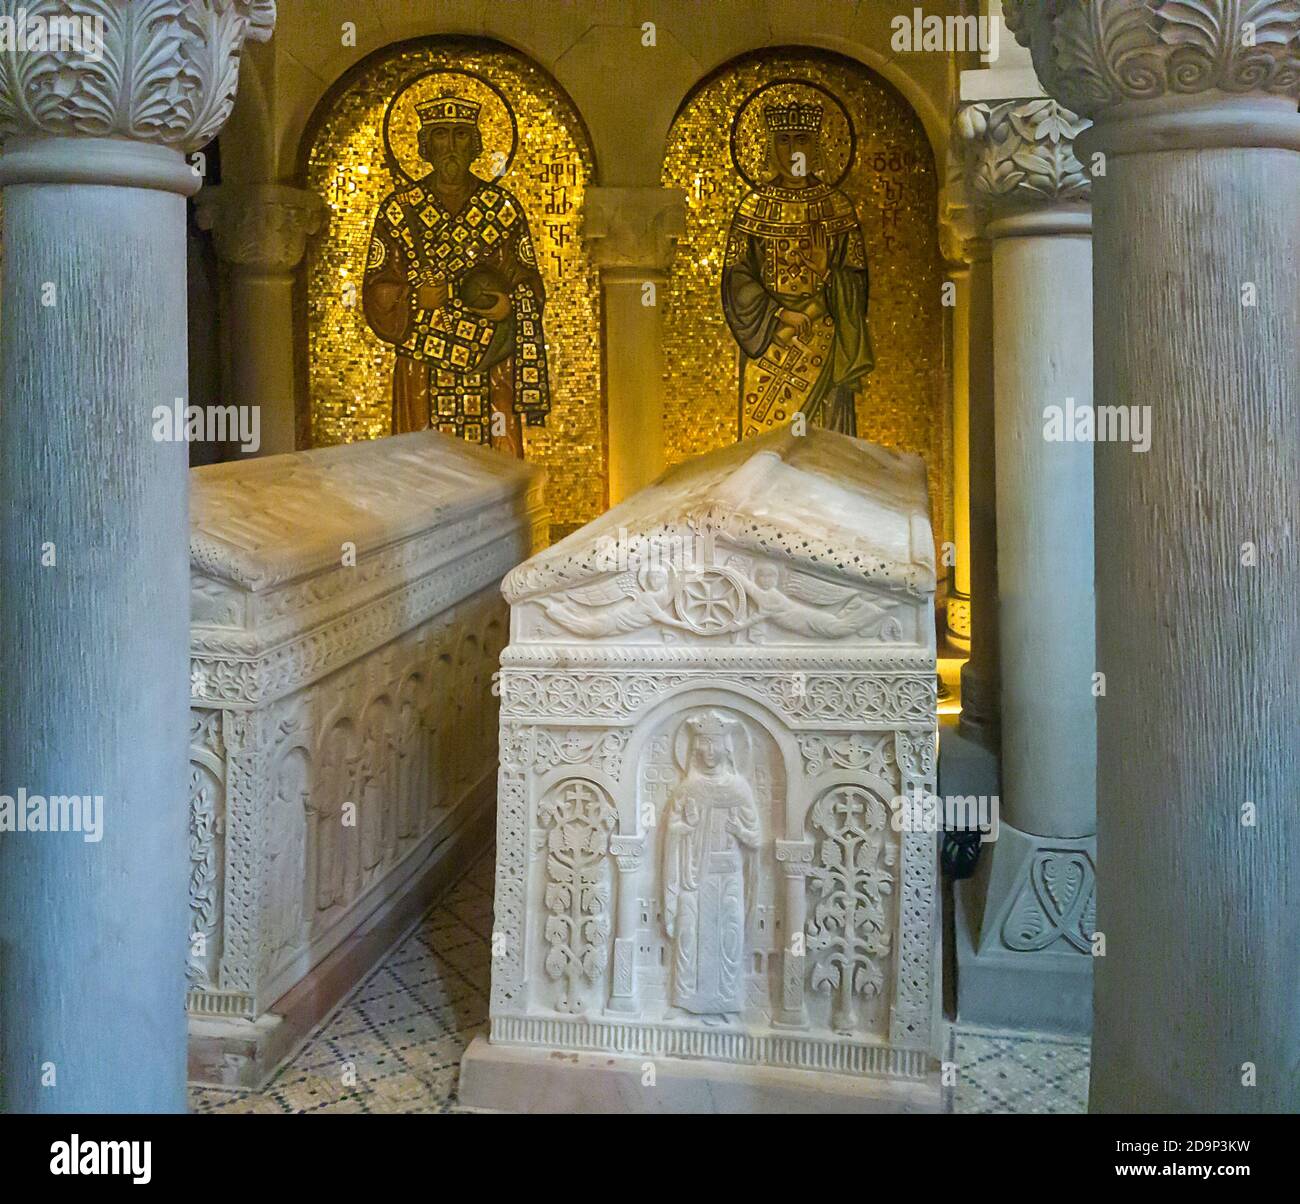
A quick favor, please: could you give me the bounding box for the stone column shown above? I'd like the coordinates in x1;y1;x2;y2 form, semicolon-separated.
585;187;685;504
1008;0;1300;1112
951;87;1099;1033
939;157;1001;765
945;256;973;652
773;839;815;1028
196;183;325;456
0;0;275;1114
959;240;999;746
606;832;646;1014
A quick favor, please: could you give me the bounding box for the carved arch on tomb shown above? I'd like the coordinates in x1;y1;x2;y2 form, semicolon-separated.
620;685;802;840
312;714;357;917
356;694;395;876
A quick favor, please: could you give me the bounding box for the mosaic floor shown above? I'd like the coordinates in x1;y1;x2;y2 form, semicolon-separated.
189;852;1090;1115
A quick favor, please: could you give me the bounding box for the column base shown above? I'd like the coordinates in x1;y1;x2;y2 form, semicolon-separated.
457;1036;942;1114
954;823;1094;1036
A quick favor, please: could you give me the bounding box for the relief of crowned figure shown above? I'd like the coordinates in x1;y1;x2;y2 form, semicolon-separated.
722;91;874;439
662;710;763;1018
364;86;551;456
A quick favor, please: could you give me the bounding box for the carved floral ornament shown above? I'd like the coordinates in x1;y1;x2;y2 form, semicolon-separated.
1002;0;1300;118
0;0;275;150
955;97;1092;212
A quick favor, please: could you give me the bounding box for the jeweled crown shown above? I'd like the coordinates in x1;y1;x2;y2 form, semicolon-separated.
763;101;822;134
687;713;727;738
417;95;481;126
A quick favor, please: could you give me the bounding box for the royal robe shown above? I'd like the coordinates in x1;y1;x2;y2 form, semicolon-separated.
722;176;874;439
662;771;761;1014
363;172;550;454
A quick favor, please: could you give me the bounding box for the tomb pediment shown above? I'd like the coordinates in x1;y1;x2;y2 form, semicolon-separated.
504;426;935;648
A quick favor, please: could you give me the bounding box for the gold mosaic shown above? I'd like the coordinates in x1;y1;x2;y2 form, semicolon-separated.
303;39;603;528
662;50;951;545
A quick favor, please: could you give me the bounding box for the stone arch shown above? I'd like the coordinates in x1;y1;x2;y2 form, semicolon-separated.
620;683;802;839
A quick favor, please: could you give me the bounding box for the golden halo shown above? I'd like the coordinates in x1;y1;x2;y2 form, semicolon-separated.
382;68;519;185
730;78;855;191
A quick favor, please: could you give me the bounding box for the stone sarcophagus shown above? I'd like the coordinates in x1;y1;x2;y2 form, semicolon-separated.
186;431;546;1086
463;427;940;1111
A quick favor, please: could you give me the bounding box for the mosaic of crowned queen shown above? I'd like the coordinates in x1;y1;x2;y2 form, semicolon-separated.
363;93;550;456
722;99;874;440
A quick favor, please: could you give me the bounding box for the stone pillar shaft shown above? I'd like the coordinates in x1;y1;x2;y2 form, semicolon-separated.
951;88;1097;1035
959;243;998;742
0;1;274;1113
0;157;191;1113
989;208;1096;840
196;184;324;456
607;835;645;1014
1089;119;1300;1110
948;262;972;644
585;187;685;503
1006;0;1300;1110
773;839;815;1028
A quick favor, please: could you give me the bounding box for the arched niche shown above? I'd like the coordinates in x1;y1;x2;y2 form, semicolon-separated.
296;36;606;531
659;47;951;550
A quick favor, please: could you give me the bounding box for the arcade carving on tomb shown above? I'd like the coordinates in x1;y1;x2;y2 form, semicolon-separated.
186;432;544;1031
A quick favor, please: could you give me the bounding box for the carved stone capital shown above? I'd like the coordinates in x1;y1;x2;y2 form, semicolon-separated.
0;0;275;192
196;183;325;273
955;97;1092;219
774;838;815;876
584;186;686;277
608;832;647;872
1004;0;1300;118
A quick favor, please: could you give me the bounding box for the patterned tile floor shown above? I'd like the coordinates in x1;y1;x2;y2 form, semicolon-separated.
190;851;1090;1115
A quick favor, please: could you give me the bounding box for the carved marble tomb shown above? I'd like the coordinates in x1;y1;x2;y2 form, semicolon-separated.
461;426;941;1110
186;431;546;1086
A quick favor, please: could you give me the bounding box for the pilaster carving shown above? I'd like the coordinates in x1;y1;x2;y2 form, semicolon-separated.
195;183;325;273
0;0;276;149
955;97;1092;215
538;779;618;1013
584;186;686;275
1004;0;1300;118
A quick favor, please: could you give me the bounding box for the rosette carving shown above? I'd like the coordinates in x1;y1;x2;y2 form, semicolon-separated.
955;97;1092;213
1004;0;1300;116
0;0;275;150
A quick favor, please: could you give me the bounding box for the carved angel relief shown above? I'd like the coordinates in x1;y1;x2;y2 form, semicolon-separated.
536;554;903;643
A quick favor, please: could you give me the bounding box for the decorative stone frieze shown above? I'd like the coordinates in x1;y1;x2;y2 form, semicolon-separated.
465;427;942;1109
